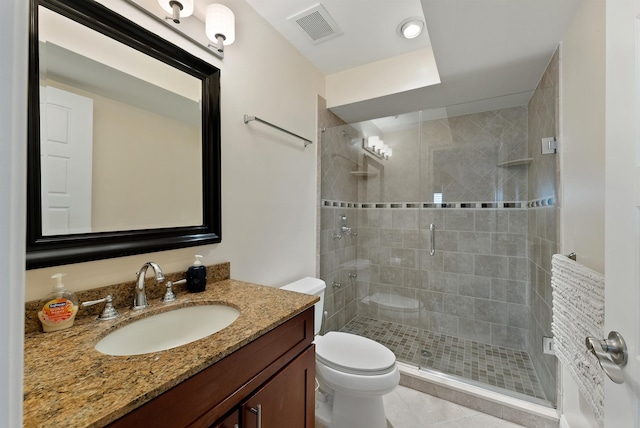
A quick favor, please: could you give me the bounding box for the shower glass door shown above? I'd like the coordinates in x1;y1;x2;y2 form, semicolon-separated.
415;106;550;404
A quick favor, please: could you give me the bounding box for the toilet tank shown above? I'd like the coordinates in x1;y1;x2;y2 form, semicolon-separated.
281;277;325;336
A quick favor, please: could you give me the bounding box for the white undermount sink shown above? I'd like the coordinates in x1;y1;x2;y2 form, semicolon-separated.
95;304;240;356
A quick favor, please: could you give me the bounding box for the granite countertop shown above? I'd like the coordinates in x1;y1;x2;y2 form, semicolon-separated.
23;279;317;428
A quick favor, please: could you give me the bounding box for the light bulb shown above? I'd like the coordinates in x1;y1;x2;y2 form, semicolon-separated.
206;4;236;47
398;18;425;39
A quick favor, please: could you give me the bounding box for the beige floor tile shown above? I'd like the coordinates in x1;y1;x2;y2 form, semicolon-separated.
432;412;525;428
383;385;525;428
383;390;423;427
316;385;525;428
393;385;478;426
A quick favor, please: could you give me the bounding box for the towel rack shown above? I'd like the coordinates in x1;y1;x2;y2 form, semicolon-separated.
243;115;313;147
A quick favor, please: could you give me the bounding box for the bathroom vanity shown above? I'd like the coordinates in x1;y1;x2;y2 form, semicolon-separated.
23;278;317;427
109;308;315;427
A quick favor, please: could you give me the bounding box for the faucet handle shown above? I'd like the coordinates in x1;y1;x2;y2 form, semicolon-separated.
162;279;185;303
81;294;120;321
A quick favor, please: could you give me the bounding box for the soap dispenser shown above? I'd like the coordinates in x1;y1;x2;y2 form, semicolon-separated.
37;273;79;333
186;255;207;293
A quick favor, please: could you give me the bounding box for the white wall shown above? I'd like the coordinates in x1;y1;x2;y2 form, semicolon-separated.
40;6;199;100
26;0;324;299
0;0;27;424
326;47;440;109
559;0;606;275
558;1;605;427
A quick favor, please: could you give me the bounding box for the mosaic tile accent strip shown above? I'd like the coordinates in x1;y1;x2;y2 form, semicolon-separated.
341;316;547;402
527;196;555;208
321;199;546;209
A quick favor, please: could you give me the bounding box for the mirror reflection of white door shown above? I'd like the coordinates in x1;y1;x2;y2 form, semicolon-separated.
604;0;640;426
39;86;93;235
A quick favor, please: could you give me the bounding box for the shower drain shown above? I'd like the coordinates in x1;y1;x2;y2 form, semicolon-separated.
421;350;432;358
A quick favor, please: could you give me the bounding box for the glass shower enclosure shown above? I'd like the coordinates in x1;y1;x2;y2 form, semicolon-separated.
319;102;557;407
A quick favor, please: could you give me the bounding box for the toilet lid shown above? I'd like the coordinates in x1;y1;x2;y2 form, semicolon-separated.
315;332;396;375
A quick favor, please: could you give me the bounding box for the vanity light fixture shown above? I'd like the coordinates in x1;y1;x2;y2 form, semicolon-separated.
206;4;236;53
365;135;381;150
397;17;425;39
363;136;393;160
380;145;393;159
158;0;194;24
122;0;230;59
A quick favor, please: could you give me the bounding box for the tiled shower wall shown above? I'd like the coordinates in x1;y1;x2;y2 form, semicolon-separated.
420;108;529;203
357;108;529;204
356;206;530;350
354;107;531;350
526;49;559;404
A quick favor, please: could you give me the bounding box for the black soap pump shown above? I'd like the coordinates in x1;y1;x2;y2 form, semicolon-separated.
186;255;207;293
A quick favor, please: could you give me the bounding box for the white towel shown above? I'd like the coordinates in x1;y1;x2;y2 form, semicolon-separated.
551;254;604;426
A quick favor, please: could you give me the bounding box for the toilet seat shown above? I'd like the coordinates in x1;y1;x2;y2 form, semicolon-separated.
315;332;396;376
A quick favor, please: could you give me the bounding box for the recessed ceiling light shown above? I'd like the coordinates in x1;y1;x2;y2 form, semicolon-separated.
397;17;425;39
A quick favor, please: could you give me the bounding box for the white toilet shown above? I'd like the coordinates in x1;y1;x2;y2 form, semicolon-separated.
281;277;399;428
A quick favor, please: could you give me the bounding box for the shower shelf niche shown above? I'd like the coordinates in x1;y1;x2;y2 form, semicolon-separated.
497;158;533;168
350;170;378;177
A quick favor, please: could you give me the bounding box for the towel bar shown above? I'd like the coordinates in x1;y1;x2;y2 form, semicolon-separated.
244;114;312;147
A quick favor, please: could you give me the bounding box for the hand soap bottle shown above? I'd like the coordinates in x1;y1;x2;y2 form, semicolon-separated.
186;254;207;293
37;273;79;333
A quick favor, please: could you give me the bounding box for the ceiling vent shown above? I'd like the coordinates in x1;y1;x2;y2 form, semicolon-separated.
288;3;343;45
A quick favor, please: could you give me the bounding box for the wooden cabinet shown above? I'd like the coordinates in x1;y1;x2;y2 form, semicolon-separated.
242;347;314;428
211;410;239;428
108;307;315;428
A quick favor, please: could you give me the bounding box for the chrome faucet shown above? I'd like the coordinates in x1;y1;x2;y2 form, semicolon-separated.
339;215;357;236
132;262;165;310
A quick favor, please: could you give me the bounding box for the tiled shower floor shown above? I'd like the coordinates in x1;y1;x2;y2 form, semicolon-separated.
341;316;547;402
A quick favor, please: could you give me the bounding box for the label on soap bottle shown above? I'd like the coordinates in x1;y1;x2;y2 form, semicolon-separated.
41;298;75;323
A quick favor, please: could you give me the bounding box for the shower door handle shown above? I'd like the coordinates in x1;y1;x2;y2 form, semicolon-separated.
430;224;436;256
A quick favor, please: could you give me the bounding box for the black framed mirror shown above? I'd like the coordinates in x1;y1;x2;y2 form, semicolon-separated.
27;0;221;269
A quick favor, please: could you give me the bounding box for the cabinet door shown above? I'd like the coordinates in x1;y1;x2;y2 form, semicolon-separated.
242;347;315;428
211;409;239;428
